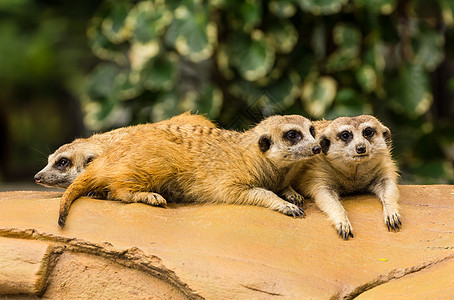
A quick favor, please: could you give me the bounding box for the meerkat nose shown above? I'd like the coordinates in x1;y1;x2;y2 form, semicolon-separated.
356;145;367;154
34;174;42;183
312;145;321;154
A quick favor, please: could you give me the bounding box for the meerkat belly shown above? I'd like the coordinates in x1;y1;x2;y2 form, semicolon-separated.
336;164;381;195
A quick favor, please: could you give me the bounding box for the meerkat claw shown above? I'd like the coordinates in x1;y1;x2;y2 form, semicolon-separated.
386;214;401;232
338;226;354;240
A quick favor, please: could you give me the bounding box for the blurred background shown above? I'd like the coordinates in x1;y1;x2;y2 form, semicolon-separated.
0;0;453;190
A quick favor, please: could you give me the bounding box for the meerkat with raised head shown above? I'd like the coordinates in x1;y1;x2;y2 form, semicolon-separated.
293;115;401;240
34;112;216;189
57;115;322;227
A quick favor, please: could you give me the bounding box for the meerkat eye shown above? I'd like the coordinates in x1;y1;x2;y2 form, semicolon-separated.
309;126;316;138
339;131;351;142
284;130;302;142
363;127;375;138
55;158;70;169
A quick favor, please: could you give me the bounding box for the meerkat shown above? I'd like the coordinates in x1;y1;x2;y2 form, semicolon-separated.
57;115;322;227
34;112;216;189
292;115;401;240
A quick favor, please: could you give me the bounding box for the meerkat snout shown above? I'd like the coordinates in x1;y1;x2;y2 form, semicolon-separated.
312;145;321;154
34;173;43;183
356;144;367;154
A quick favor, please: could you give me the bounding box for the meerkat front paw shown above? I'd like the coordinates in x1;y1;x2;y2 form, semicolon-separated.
335;219;354;240
384;210;402;232
280;186;304;206
277;202;306;218
132;192;167;206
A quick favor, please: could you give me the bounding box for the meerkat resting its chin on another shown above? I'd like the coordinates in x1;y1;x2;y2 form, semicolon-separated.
34;112;216;189
58;115;322;227
293;115;401;240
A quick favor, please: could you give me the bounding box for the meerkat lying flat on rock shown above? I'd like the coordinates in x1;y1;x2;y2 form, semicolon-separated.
58;115;322;227
293;115;401;240
34;112;216;189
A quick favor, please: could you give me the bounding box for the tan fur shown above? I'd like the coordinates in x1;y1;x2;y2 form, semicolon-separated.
58;115;321;227
293;115;401;240
35;112;216;189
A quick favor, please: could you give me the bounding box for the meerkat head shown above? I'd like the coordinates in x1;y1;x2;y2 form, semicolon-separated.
34;139;102;189
252;115;321;166
318;115;392;164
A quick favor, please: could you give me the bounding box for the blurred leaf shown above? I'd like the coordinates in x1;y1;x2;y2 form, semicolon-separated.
265;73;301;108
388;64;433;118
325;47;360;72
150;91;179;121
266;20;298;54
293;0;348;15
86;63;121;102
115;71;143;101
333;23;362;49
142;55;177;91
180;84;223;118
129;41;161;71
127;1;171;44
363;42;386;73
165;4;217;62
439;0;454;27
407;160;454;184
325;23;361;72
239;0;262;32
353;0;396;15
87;18;127;65
301;75;337;118
356;65;377;93
216;44;235;80
414;30;445;71
268;0;297;18
326;88;373;118
228;31;275;81
101;1;131;43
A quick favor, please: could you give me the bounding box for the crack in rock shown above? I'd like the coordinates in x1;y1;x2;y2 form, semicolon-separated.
0;227;203;299
337;253;454;299
241;284;283;296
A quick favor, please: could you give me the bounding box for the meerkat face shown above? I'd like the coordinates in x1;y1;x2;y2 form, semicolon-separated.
319;115;391;164
254;115;321;166
34;143;99;189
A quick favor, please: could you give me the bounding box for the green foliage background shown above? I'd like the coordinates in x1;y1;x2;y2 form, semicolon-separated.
0;0;453;184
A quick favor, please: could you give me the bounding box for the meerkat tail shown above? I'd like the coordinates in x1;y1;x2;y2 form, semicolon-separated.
58;170;98;227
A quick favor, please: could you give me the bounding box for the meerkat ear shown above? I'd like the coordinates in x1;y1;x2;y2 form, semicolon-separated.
319;136;331;154
258;135;271;152
382;126;392;148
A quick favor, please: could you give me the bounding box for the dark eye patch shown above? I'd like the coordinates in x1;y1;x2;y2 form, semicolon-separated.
284;130;302;144
309;126;315;138
84;155;96;167
54;157;71;170
363;127;375;139
338;131;352;142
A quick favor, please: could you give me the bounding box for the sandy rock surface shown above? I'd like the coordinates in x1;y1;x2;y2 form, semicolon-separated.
0;185;453;299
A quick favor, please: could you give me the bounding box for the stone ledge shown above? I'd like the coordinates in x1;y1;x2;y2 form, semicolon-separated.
0;185;453;299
